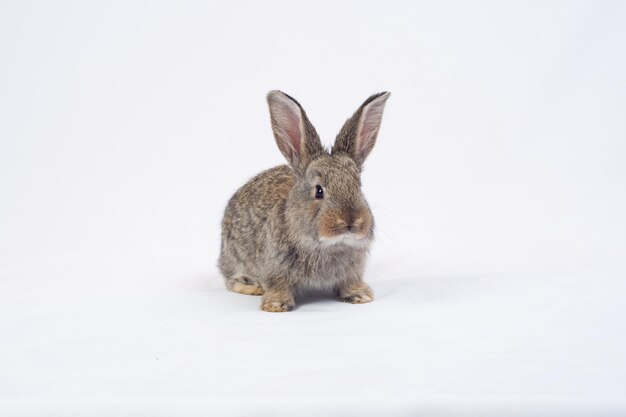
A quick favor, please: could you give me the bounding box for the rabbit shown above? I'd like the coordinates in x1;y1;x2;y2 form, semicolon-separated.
218;90;390;312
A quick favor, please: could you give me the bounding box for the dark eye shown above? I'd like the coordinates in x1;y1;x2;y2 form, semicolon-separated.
315;184;324;199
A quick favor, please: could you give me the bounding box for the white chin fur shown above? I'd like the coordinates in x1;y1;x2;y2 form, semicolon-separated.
319;233;369;248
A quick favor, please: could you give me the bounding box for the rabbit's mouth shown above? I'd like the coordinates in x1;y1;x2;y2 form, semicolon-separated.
318;232;370;248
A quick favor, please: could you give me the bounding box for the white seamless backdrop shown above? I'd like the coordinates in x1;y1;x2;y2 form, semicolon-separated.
1;1;625;416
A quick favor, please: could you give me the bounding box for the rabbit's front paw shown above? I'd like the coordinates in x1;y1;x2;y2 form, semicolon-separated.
261;291;295;312
336;282;374;304
261;300;294;312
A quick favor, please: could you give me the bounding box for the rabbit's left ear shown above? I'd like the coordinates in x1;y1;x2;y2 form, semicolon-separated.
332;92;390;168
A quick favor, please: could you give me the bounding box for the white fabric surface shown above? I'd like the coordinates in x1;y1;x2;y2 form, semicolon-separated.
1;1;625;415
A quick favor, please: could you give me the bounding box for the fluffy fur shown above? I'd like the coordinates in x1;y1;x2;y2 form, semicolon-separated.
219;90;390;311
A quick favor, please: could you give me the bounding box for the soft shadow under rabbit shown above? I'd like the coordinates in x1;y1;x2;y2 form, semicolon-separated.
219;90;390;312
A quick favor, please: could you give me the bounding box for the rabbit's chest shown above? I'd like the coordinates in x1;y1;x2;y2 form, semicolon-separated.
294;250;364;289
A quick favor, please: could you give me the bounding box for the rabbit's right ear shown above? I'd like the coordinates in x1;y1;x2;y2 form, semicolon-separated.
267;91;324;173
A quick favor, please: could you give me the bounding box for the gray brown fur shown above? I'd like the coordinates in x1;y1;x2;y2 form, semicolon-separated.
219;90;390;312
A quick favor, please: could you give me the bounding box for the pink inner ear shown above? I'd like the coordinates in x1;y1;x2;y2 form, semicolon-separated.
284;111;302;155
359;116;377;148
357;104;383;153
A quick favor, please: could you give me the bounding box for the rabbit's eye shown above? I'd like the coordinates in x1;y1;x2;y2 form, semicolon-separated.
315;185;324;199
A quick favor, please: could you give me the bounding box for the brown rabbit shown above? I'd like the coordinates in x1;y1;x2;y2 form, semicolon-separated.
219;91;390;312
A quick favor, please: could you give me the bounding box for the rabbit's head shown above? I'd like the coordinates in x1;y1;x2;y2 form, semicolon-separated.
267;91;390;248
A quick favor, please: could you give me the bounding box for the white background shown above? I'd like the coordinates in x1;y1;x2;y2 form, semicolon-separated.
1;1;625;415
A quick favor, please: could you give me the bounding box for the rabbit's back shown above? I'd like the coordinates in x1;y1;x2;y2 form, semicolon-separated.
223;165;295;224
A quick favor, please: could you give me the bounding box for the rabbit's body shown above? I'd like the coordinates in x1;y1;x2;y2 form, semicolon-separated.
219;91;389;311
219;165;370;297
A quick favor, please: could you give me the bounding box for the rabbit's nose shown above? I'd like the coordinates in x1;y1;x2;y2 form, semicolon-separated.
336;209;363;232
335;218;355;233
345;211;356;228
338;219;360;233
345;217;364;233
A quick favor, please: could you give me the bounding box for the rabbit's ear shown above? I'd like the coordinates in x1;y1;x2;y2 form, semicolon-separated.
332;92;390;168
267;91;324;172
